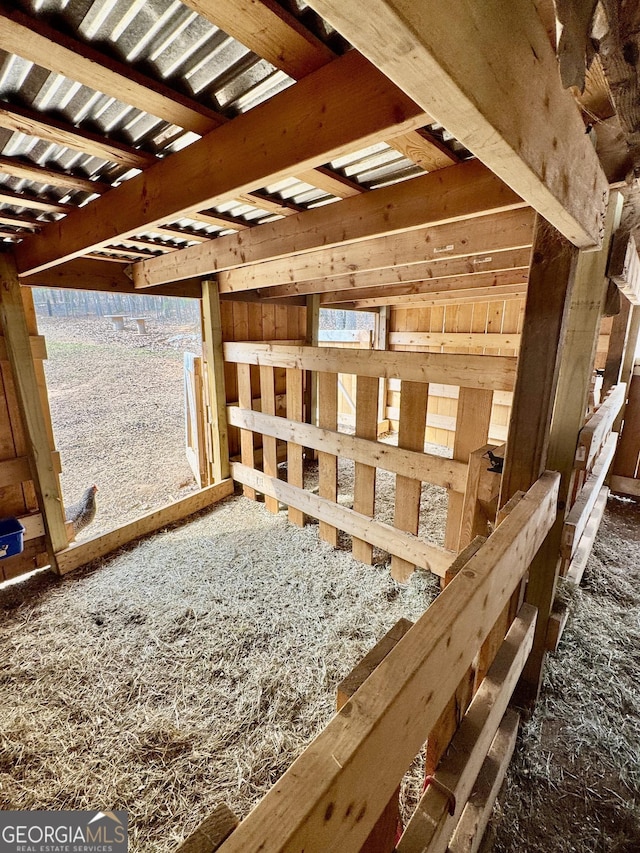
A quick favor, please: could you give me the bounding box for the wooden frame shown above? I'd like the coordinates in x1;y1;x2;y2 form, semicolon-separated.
204;472;559;852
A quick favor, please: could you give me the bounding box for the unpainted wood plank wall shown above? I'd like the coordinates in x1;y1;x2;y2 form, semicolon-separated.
389;299;525;448
0;288;59;581
220;301;307;456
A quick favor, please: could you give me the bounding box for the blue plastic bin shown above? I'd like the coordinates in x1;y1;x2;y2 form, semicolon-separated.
0;517;25;560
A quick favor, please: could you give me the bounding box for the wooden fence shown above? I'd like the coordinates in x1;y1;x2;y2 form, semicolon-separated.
224;342;514;580
546;381;626;650
176;471;560;853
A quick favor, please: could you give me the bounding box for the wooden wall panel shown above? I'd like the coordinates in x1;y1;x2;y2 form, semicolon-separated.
221;300;306;456
0;287;60;580
388;299;522;448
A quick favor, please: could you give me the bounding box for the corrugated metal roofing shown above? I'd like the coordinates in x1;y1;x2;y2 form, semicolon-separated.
0;1;472;250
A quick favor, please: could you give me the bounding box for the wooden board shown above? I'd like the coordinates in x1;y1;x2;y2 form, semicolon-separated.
391;381;429;581
231;462;456;577
318;371;339;547
223;343;518;392
236;363;257;500
353;375;381;564
397;604;535;853
57;480;234;575
259;365;279;514
227;407;467;491
286;368;305;526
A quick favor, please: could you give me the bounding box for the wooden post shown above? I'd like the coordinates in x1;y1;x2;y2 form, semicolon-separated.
202;280;230;482
613;305;640;433
305;293;320;429
0;253;68;563
601;294;631;398
500;215;577;505
318;371;339;546
375;306;390;434
352;374;379;564
516;192;623;706
286;367;305;526
390;380;429;581
444;388;493;551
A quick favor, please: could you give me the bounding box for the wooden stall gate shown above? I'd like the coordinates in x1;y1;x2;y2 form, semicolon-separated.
176;471;560;853
546;381;626;651
225;342;514;582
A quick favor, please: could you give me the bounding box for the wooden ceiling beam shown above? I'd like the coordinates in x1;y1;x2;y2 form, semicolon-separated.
387;128;459;171
0;211;42;230
19;258;201;298
0;102;156;171
0;155;111;195
0;188;73;215
184;211;251;231
306;0;608;249
330;285;527;310
217;208;536;293
133;159;524;288
181;0;336;80
15;51;427;276
257;248;532;298
0;3;226;136
183;0;454;181
319;269;530;305
152;225;213;244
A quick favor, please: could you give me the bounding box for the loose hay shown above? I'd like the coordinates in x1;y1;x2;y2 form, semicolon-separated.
0;494;440;851
491;495;640;853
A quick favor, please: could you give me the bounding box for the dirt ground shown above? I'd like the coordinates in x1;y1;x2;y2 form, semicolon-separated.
38;315;202;539
0;313;638;851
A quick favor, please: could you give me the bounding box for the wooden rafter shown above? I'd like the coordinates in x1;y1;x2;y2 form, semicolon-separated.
0;3;226;137
132;159;524;287
0;155;111;195
305;0;609;248
186;0;461;177
216;208;536;293
20;258;202;298
0;188;73;215
0;211;42;230
0;102;156;171
15;51;427;275
181;0;336;80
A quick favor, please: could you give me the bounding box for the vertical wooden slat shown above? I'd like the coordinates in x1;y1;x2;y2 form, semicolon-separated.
602;295;632;397
352;374;379;564
286;367;305;526
444;387;493;552
259;364;279;513
318;371;338;546
202;280;230;483
390;380;429;582
0;253;67;560
237;362;257;500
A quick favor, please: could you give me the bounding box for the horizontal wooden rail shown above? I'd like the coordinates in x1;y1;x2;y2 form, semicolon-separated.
223;343;517;392
385;408;510;443
609;474;640;497
397;603;536;853
18;513;45;541
231;462;456;577
227;406;468;492
386;379;513;408
214;471;559;853
0;334;47;361
56;479;234;575
389;331;521;350
575;382;626;470
561;432;617;558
